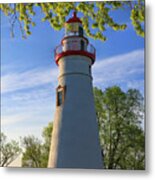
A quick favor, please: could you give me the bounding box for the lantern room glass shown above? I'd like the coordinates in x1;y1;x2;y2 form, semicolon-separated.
65;23;84;37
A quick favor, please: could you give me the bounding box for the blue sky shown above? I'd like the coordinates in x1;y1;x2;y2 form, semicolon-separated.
1;4;144;141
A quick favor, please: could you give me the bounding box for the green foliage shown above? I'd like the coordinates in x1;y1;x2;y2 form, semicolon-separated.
21;122;53;167
94;86;145;169
0;132;21;167
130;6;144;37
21;135;43;167
0;1;144;41
41;122;53;167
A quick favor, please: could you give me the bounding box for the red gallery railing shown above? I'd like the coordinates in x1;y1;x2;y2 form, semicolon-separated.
54;42;96;64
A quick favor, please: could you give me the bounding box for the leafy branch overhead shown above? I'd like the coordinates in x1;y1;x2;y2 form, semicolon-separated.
0;1;144;41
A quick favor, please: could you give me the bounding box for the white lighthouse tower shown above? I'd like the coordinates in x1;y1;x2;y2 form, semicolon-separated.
48;12;102;169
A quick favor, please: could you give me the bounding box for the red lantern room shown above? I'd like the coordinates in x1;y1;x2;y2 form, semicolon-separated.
54;12;96;65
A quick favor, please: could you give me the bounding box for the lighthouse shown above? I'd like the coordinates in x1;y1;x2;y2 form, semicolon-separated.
48;12;103;169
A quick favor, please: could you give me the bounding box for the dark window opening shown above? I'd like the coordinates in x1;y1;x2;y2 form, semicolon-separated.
81;40;85;51
89;65;91;75
56;85;66;107
79;26;83;36
57;91;63;106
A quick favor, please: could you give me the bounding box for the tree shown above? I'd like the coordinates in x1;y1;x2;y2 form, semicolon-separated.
94;86;145;169
40;122;53;167
0;132;21;167
21;135;43;167
0;1;144;40
21;122;53;167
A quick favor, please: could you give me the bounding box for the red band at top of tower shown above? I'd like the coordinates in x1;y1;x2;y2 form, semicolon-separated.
66;11;82;24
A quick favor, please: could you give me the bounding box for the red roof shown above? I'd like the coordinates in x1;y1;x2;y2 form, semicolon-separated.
66;12;82;24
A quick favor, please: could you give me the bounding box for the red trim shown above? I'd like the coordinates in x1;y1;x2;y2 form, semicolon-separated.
66;12;82;24
61;35;88;45
55;50;95;65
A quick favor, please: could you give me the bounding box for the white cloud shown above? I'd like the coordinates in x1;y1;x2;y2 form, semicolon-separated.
1;114;32;126
1;86;56;127
1;67;58;94
1;49;144;94
92;49;144;93
1;67;57;140
127;80;144;92
2;123;47;142
1;106;55;140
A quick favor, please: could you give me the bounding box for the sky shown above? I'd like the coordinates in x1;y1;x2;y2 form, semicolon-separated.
1;3;144;141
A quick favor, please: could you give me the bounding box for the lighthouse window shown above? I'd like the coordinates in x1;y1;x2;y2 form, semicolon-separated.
56;85;66;106
57;91;63;106
89;65;91;75
79;26;83;36
81;40;85;51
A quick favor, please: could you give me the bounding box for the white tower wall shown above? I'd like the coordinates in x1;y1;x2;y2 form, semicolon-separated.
48;55;103;169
